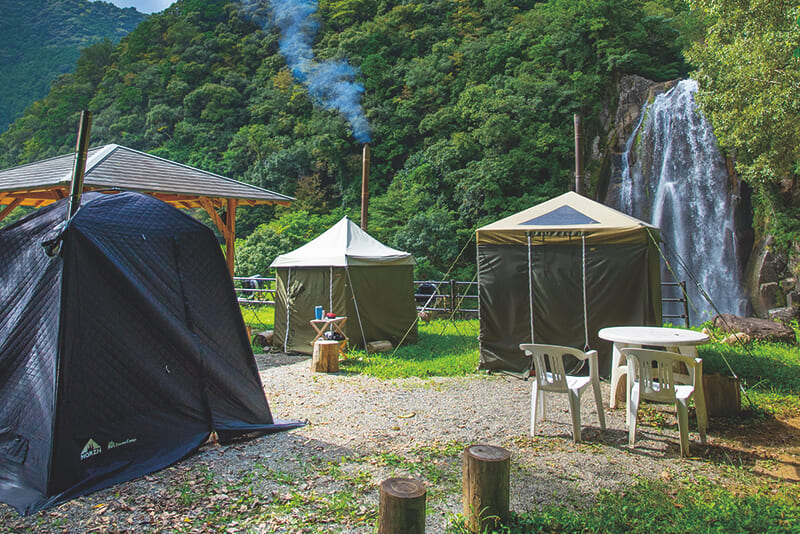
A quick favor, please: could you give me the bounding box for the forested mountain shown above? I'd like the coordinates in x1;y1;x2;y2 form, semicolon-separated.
0;0;698;277
0;0;146;130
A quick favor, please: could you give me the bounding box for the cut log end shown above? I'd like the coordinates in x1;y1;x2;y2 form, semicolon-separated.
312;340;340;373
378;477;426;534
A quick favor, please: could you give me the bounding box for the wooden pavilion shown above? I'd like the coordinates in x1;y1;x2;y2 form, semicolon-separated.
0;144;293;274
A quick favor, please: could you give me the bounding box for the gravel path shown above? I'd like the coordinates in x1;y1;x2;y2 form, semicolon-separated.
1;351;725;533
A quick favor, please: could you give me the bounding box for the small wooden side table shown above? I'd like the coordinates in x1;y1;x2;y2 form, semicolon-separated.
310;316;348;354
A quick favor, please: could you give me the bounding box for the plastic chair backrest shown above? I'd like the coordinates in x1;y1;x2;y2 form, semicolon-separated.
522;344;585;393
624;348;696;403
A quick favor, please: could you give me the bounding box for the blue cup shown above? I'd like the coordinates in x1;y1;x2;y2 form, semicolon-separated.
314;306;323;320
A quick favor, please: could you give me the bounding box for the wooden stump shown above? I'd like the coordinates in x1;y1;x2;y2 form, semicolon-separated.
311;340;339;373
703;374;741;417
378;477;426;534
367;340;393;354
462;444;510;533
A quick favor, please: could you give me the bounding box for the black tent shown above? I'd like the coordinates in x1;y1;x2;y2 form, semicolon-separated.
0;192;301;515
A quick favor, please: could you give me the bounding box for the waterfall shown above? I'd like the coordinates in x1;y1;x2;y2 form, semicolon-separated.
609;79;747;324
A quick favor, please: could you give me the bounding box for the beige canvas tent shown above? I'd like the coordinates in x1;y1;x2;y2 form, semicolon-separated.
476;192;662;376
271;217;418;354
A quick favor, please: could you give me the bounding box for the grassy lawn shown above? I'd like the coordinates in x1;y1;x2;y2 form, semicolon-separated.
339;318;480;378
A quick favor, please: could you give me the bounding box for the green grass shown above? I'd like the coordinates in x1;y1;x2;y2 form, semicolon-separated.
339;318;480;378
446;475;800;533
240;303;274;333
698;337;800;418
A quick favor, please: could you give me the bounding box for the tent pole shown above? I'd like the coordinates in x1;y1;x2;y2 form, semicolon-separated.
69;110;92;218
345;267;368;350
573;113;584;196
527;233;535;344
581;235;589;350
284;269;292;351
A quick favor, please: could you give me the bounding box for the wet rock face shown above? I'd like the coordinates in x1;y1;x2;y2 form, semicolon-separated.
745;235;799;319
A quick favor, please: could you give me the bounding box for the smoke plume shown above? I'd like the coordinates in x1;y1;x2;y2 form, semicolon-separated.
240;0;371;143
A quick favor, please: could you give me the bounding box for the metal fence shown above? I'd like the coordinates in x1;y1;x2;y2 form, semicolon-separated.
234;276;685;326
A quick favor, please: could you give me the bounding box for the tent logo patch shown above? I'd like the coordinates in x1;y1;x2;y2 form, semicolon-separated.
108;438;137;449
80;439;102;460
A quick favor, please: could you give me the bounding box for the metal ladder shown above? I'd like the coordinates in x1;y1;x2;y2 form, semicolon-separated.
662;280;690;327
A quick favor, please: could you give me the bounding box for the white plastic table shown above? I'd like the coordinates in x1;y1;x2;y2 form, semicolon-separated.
598;326;709;436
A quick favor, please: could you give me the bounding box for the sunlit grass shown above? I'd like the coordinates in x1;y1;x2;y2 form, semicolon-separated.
698;339;800;418
446;475;800;533
240;304;274;333
339;318;480;378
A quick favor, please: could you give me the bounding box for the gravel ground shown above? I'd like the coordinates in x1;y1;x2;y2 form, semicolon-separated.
1;351;726;533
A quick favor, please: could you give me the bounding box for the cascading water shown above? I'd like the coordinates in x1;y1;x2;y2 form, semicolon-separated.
609;79;747;324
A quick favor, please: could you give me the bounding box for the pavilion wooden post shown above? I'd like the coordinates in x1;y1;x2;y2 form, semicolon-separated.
378;477;426;534
225;198;237;276
200;198;237;277
0;198;23;223
462;444;510;533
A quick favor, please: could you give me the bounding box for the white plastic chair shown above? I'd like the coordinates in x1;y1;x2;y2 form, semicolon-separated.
519;344;606;443
622;347;705;457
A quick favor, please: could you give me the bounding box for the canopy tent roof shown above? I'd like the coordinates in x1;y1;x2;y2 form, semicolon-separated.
0;144;294;273
476;191;659;246
270;216;415;268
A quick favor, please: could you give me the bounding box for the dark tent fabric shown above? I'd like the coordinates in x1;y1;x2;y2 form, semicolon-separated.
0;192;301;515
477;192;662;376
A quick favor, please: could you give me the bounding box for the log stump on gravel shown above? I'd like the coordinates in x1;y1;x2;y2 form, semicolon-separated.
378;477;426;533
462;444;510;532
311;340;339;373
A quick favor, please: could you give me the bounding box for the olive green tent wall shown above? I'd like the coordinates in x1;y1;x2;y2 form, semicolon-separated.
476;192;662;376
273;265;418;354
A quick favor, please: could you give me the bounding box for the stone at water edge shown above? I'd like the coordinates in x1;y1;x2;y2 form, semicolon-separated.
711;313;796;344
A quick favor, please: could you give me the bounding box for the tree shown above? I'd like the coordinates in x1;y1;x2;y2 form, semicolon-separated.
687;1;800;185
686;0;800;248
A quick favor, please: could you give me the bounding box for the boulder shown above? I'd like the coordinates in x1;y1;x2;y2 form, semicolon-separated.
721;332;751;345
768;306;800;324
711;314;796;344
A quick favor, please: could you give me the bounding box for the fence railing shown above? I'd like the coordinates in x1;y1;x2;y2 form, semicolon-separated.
234;276;277;305
235;276;685;324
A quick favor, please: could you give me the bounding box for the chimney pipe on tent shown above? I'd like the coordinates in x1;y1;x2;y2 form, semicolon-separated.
573;113;584;196
360;143;370;231
69;110;92;218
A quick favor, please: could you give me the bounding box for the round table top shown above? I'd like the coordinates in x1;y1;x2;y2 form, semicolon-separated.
598;326;709;346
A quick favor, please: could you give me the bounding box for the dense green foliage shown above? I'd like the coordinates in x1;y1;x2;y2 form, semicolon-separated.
0;0;690;277
0;0;145;130
686;1;800;251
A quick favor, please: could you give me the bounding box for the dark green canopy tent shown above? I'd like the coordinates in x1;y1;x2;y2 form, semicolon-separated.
476;192;662;376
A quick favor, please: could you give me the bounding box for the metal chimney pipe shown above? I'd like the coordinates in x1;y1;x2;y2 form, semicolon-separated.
573;113;584;196
360;143;370;231
69;110;93;218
